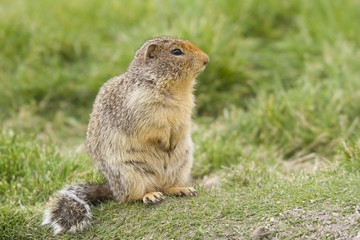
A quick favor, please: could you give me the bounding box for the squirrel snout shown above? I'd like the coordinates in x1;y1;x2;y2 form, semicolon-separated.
203;57;209;66
195;51;209;66
203;55;210;66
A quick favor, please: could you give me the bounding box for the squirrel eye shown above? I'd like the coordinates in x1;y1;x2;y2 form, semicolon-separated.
171;49;184;56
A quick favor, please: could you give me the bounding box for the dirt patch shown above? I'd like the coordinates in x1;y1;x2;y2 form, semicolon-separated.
258;205;360;239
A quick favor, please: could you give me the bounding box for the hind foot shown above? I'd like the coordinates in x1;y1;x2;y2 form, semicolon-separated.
165;187;197;196
142;192;165;204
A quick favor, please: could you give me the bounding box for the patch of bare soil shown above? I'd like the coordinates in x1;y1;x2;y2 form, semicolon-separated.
258;205;360;239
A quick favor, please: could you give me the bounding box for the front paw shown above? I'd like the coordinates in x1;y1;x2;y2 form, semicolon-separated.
142;192;165;204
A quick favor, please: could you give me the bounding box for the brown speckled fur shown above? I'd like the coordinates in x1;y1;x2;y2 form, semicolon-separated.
42;37;209;234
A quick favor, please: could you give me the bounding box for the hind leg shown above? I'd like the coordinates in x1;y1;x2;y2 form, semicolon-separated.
101;166;129;203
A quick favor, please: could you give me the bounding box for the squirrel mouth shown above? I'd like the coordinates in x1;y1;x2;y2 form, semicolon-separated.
196;65;206;74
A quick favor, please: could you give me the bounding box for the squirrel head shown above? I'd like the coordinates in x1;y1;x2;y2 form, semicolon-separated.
128;37;209;88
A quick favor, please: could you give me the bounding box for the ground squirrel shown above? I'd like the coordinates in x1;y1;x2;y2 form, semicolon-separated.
42;36;209;234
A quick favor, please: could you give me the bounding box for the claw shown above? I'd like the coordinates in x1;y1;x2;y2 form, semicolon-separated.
143;192;165;204
165;187;198;197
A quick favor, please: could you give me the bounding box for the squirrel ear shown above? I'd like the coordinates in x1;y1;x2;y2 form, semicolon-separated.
145;44;157;60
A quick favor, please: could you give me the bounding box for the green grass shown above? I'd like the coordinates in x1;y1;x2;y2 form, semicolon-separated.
1;131;359;239
1;0;360;239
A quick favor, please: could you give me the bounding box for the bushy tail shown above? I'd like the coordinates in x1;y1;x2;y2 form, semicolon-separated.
42;183;111;235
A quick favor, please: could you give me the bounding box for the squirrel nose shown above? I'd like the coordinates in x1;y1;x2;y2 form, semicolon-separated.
203;55;210;66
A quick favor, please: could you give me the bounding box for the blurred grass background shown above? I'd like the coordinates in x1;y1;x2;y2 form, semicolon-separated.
1;0;359;153
1;0;360;238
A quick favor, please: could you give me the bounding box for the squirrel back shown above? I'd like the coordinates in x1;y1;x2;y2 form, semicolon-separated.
42;37;209;235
